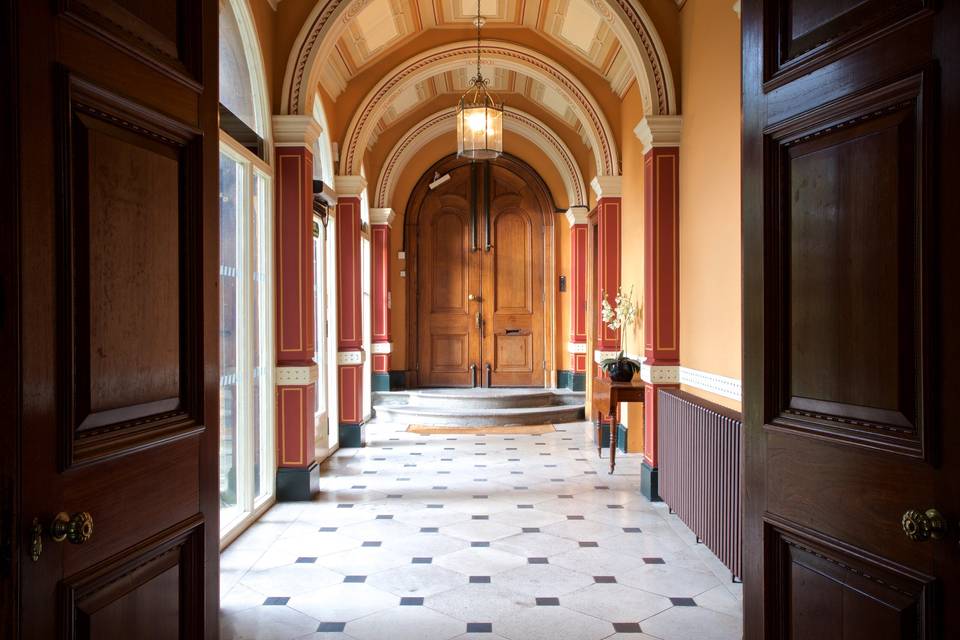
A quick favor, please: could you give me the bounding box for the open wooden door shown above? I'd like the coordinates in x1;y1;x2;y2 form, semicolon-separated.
743;0;960;637
10;0;220;638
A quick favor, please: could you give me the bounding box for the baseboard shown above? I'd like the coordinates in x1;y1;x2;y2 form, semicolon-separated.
372;372;391;391
571;372;586;392
641;461;660;502
557;370;573;389
276;462;320;502
339;422;366;448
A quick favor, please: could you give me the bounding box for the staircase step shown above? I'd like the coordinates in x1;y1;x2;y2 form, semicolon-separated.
373;403;585;426
410;389;575;409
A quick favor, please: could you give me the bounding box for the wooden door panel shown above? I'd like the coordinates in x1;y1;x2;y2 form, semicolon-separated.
418;188;479;387
494;333;533;373
768;519;934;640
58;0;202;84
57;73;204;468
62;515;204;640
492;210;532;313
767;72;930;458
763;0;932;89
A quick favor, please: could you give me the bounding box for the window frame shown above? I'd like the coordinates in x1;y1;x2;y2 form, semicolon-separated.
219;134;276;546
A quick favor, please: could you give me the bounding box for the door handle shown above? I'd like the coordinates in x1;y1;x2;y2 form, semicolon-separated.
470;363;478;387
30;511;94;561
468;294;481;302
485;363;492;387
901;508;946;542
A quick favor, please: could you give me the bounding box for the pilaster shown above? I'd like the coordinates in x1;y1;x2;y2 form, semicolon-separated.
272;115;322;500
370;207;395;391
336;175;367;446
635;115;682;501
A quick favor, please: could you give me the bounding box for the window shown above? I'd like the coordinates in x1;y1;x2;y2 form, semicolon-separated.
360;183;373;421
218;0;274;542
219;143;274;536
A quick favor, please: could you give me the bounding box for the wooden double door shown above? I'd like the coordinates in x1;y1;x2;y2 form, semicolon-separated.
416;160;547;388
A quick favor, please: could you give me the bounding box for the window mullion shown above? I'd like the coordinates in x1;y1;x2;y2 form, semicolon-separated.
239;160;257;515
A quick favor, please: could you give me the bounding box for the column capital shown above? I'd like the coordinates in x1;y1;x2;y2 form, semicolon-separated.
564;207;590;226
634;115;683;154
590;175;622;199
370;207;396;227
272;115;322;148
336;175;367;197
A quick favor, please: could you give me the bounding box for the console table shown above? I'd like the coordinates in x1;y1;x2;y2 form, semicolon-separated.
592;377;644;474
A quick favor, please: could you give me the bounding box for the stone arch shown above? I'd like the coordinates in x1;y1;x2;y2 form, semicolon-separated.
375;108;587;209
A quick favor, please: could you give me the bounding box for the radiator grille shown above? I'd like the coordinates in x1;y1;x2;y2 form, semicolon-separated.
658;389;742;579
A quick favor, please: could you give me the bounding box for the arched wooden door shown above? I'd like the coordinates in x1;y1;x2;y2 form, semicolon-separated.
416;160;547;387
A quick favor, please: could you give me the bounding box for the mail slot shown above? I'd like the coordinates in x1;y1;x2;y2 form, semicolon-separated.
505;328;522;335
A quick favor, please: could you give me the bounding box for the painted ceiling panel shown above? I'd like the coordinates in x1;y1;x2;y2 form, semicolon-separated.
325;0;627;101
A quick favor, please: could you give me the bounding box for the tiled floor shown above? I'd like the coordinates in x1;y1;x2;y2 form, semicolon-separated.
220;420;743;640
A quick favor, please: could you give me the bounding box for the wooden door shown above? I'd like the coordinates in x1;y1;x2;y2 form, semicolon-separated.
743;0;960;637
12;0;219;638
418;168;482;387
416;160;546;388
482;164;545;387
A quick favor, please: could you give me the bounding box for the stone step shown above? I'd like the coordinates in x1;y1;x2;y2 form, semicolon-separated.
408;389;581;409
373;402;585;426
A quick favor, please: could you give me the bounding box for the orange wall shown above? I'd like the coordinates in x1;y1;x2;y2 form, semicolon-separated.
677;0;741;410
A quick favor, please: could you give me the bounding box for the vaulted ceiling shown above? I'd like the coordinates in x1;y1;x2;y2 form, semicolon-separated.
321;0;632;100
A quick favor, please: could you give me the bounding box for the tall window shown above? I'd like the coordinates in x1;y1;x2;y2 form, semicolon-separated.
219;0;274;540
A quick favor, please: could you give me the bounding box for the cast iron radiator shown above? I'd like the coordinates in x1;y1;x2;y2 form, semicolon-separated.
657;389;742;579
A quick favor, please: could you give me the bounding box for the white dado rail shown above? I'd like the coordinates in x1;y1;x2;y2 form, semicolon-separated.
621;351;743;402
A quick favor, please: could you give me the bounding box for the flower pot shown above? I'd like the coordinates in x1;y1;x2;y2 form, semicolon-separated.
606;360;635;382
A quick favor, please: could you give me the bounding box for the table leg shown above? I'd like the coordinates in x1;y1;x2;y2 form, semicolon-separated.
609;409;617;474
595;412;602;458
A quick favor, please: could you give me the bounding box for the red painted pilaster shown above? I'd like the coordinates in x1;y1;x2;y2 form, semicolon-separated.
641;145;681;469
595;195;622;353
370;208;395;378
274;143;316;472
567;208;589;375
336;176;366;443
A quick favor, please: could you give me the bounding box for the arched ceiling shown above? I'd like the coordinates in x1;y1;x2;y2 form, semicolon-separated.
322;0;634;99
338;40;620;176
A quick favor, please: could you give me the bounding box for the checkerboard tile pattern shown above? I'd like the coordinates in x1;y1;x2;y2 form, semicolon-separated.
220;420;742;640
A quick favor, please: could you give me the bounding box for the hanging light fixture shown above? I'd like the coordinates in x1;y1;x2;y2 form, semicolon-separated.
456;0;503;160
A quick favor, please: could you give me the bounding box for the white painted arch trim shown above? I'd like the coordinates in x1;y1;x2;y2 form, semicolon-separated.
279;0;676;119
374;107;588;209
341;41;620;178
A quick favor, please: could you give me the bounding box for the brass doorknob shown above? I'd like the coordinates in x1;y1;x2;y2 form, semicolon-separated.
901;508;946;542
468;294;477;301
50;511;94;545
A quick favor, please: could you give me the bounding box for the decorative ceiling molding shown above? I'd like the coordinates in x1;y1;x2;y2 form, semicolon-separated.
374;107;587;209
280;0;675;118
342;40;619;177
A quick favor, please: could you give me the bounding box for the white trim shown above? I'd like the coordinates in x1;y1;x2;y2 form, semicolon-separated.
633;115;683;154
337;350;366;365
565;207;590;226
369;208;396;227
680;367;743;401
640;362;680;384
336;175;367;197
733;1;741;18
276;364;319;386
594;349;621;364
590;175;623;199
225;0;273;147
371;341;393;354
272;115;322;148
567;342;587;354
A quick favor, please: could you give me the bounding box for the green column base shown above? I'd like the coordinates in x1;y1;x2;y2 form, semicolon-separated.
641;460;660;502
339;422;366;448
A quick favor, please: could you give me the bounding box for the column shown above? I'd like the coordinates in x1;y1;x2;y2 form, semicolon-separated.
635;115;683;501
565;207;589;391
590;176;622;447
273;115;322;501
335;175;366;447
369;208;395;391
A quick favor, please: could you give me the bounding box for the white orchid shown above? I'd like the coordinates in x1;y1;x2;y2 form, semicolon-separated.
599;286;641;375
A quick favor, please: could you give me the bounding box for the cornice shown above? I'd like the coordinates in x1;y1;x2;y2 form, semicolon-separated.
591;175;623;199
369;208;396;226
634;115;683;154
272;115;322;148
336;175;367;197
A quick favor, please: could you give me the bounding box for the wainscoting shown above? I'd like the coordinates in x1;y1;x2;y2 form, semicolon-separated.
658;390;743;579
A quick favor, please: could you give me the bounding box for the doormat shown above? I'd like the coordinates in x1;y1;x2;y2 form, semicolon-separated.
407;424;556;435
